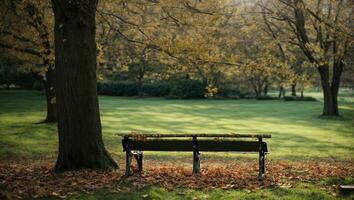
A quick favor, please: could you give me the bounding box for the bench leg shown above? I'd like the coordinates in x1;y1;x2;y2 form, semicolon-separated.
139;153;143;171
193;151;200;173
262;151;265;175
123;137;132;177
258;150;265;181
125;150;132;177
133;152;143;172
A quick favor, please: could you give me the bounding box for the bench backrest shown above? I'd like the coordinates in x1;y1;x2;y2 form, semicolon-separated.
118;133;271;138
124;139;268;152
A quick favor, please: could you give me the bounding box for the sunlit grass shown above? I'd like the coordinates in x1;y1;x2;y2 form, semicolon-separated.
0;89;353;161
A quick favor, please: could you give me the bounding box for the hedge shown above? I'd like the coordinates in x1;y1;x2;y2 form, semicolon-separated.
256;95;277;100
97;81;137;96
97;79;257;99
168;78;205;99
141;83;170;97
283;96;317;101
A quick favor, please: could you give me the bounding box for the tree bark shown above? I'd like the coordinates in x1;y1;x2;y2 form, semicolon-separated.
43;66;57;123
263;84;268;96
278;86;285;98
263;78;268;96
252;82;260;97
52;0;117;172
137;78;143;97
137;63;145;98
291;83;297;96
318;64;341;116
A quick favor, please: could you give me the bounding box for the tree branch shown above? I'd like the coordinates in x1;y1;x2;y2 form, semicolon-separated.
0;42;42;57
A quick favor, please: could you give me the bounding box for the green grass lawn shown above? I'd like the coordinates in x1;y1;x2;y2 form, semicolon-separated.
0;89;353;199
0;89;353;161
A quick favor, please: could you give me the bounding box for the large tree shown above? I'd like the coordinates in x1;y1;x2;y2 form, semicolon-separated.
51;0;117;172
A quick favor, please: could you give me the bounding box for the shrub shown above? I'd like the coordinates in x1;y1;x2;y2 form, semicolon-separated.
124;82;138;96
98;81;172;97
97;81;137;96
97;82;114;95
284;96;317;101
256;95;277;100
217;84;251;99
97;78;264;99
142;82;170;97
168;78;205;99
13;73;42;90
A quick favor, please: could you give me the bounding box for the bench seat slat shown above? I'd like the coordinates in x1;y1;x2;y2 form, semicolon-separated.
118;133;271;138
129;139;268;152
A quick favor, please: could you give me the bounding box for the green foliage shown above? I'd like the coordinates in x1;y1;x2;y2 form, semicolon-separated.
124;82;139;96
0;59;42;90
168;78;205;99
142;82;170;97
97;77;207;99
217;84;251;99
13;74;42;90
97;81;138;96
284;96;317;101
0;59;16;85
98;78;258;99
256;95;277;100
97;81;170;97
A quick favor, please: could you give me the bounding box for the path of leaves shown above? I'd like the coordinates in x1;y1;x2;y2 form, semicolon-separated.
0;160;353;199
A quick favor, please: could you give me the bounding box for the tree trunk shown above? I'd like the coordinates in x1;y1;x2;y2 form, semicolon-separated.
253;85;260;97
255;91;260;98
291;83;297;96
254;79;263;97
263;82;268;96
263;87;268;96
278;86;285;98
137;78;143;97
136;62;145;98
52;0;117;172
318;65;341;116
321;80;338;116
43;66;57;123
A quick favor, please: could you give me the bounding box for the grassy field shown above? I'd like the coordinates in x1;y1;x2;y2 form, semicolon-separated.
0;89;353;161
0;89;353;199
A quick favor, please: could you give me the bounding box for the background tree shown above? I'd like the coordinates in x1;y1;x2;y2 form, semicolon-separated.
263;0;353;116
98;0;240;92
0;0;57;122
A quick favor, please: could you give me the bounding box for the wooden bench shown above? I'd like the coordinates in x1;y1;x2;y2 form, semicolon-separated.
118;133;271;180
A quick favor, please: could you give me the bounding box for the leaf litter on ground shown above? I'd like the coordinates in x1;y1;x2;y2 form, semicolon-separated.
0;159;353;199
